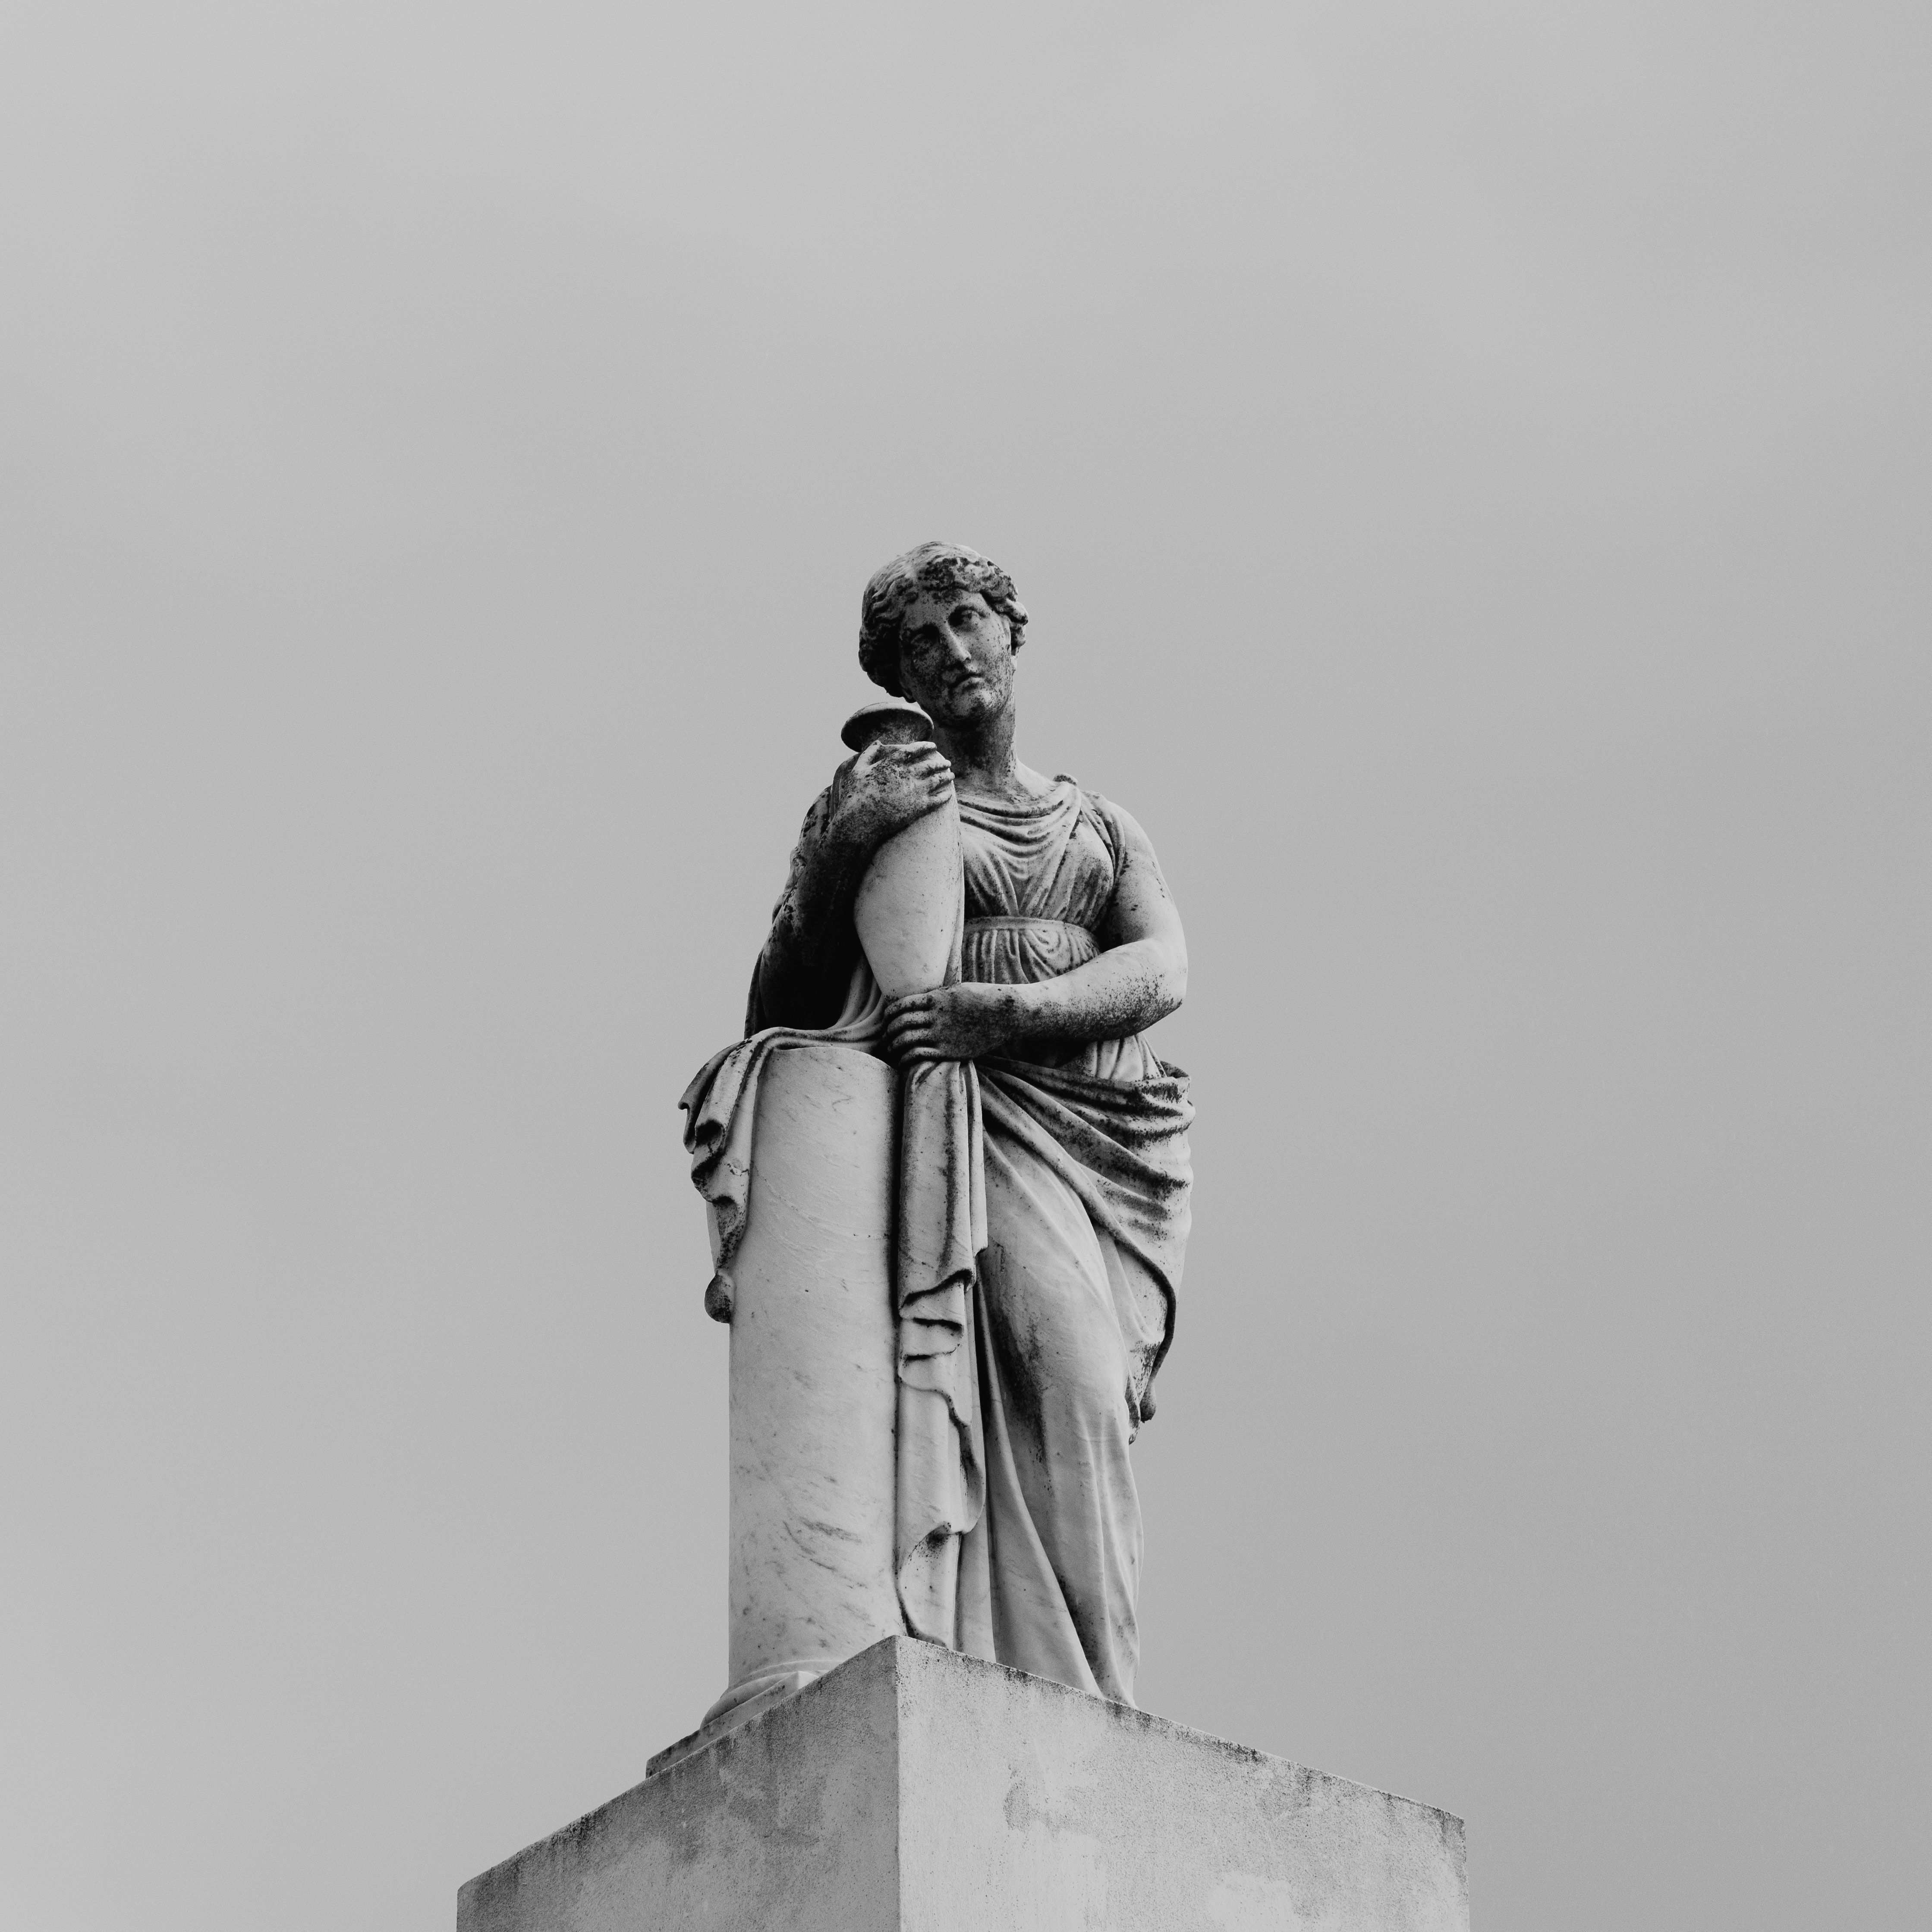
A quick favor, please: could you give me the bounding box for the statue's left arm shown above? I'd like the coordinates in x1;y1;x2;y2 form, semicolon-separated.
880;802;1186;1064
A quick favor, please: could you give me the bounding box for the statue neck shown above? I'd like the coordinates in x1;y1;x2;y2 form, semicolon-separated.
933;705;1023;798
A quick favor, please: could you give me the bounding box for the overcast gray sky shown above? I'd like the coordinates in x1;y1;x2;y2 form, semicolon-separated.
3;4;1927;1928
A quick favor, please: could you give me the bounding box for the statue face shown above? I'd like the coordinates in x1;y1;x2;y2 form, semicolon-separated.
896;588;1015;730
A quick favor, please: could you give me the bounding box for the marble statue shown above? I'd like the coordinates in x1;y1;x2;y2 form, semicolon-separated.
680;541;1193;1734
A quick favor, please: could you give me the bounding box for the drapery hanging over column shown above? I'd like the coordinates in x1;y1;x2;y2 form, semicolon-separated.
680;965;995;1652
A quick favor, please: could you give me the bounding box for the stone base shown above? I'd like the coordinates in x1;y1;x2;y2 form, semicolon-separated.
459;1638;1467;1932
641;1670;815;1780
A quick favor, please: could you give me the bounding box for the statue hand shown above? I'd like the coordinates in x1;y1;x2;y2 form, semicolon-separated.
881;984;1019;1064
833;739;954;855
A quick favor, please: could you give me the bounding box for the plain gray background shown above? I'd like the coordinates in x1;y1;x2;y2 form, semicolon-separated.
3;3;1927;1927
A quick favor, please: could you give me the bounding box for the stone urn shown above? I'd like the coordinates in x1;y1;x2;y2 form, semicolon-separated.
842;701;963;997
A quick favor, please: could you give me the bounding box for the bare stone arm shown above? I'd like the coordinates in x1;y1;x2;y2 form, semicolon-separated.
752;739;957;1030
879;802;1186;1064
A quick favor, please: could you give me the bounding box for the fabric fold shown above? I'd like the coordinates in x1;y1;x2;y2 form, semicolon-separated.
976;1055;1192;1420
892;1054;988;1641
677;963;884;1321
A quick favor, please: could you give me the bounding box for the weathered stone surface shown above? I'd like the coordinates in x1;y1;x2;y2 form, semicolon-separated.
458;1638;1468;1932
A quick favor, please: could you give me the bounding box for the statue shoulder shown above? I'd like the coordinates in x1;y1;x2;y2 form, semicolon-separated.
1069;785;1170;890
1062;780;1129;865
768;760;863;923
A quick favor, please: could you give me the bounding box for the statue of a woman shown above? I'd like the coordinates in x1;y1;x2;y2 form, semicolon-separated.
732;541;1194;1707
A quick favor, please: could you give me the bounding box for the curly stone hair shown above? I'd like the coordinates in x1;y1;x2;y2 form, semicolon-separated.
857;540;1030;696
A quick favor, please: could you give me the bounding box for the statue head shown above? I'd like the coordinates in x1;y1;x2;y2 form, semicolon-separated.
857;542;1030;720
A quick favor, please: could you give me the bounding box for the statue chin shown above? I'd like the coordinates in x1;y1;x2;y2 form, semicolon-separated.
922;684;1001;732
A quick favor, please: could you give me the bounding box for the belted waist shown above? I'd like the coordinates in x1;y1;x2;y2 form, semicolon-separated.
962;916;1089;939
963;916;1095;939
960;915;1100;986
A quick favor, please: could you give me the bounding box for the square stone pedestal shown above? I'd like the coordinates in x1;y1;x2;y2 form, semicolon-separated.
459;1637;1467;1932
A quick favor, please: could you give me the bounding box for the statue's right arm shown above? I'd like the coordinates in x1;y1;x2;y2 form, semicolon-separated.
751;787;871;1030
749;739;957;1031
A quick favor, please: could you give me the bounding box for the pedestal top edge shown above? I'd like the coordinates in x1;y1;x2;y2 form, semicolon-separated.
884;1636;1467;1833
458;1633;1463;1910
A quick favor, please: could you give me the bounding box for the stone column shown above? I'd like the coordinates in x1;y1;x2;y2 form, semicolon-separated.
705;1040;901;1727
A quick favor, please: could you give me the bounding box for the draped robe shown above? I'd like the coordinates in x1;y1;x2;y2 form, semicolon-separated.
682;769;1192;1705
